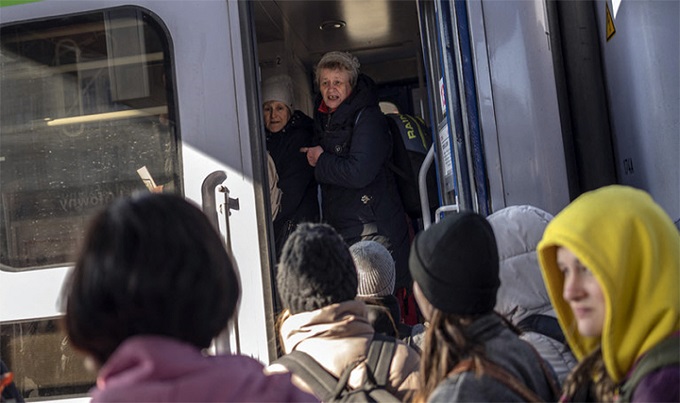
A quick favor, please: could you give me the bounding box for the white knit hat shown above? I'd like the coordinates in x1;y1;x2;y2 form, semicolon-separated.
350;240;395;298
262;74;294;112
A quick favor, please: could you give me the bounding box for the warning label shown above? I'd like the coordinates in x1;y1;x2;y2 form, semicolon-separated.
606;3;616;41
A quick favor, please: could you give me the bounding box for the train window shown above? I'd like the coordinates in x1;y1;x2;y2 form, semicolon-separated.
0;8;180;271
0;318;95;399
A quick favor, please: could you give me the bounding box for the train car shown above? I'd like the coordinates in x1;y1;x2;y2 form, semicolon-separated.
1;0;677;400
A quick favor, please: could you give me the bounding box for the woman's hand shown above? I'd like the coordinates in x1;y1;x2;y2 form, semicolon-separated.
300;146;324;167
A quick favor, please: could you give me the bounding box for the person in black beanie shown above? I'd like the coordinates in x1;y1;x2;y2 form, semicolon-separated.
409;211;559;403
267;223;420;400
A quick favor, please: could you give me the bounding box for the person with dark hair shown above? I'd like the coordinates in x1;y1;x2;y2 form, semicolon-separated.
60;193;314;402
262;74;319;257
538;185;679;402
300;51;411;300
267;223;419;400
487;205;576;385
409;211;559;402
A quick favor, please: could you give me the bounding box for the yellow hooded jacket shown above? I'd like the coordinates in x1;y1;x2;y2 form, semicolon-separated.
537;185;679;383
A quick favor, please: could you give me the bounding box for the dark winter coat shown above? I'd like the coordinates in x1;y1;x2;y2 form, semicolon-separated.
360;295;413;340
429;314;559;402
313;74;410;288
266;110;320;257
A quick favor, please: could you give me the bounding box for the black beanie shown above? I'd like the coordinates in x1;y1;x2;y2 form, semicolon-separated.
409;211;500;315
277;223;358;314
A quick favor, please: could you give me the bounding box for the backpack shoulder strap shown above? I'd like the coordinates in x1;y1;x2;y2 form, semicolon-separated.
353;107;367;127
365;333;396;385
274;351;343;402
363;333;400;402
517;314;568;345
619;335;680;402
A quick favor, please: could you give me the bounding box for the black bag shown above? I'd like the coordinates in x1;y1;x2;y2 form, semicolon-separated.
384;114;439;219
353;109;439;220
273;333;400;402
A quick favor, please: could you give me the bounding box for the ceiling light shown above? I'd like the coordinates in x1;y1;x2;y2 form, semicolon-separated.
320;20;346;30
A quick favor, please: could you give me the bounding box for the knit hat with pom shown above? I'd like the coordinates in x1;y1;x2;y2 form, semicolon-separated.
277;223;358;314
350;240;395;298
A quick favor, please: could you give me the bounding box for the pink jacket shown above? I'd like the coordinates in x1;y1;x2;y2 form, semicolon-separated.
91;335;316;402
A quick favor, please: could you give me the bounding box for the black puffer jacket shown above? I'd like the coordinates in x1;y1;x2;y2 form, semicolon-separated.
266;110;320;257
313;74;410;288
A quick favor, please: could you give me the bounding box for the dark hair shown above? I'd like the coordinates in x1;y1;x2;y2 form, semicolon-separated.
62;193;240;365
414;309;487;403
562;347;617;401
276;222;357;314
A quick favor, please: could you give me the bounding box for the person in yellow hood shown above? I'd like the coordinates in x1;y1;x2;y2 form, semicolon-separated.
537;185;679;402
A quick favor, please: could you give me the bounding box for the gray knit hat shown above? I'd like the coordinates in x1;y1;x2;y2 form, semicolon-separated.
350;241;395;298
262;74;294;112
277;223;358;314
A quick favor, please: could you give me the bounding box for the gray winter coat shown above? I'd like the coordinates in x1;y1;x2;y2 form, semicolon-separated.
487;205;577;385
429;314;559;402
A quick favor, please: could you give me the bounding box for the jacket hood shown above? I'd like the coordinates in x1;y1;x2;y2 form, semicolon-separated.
488;205;556;325
537;185;680;382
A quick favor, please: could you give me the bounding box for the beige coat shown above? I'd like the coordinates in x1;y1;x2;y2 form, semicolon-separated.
267;152;282;219
267;300;420;401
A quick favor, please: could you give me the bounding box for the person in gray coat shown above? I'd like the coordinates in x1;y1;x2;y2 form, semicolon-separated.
487;205;577;386
409;211;560;402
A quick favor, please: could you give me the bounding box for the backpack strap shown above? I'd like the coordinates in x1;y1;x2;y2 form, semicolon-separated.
365;333;396;386
274;333;399;402
450;358;545;402
618;335;680;403
362;333;400;402
517;314;568;345
274;350;357;402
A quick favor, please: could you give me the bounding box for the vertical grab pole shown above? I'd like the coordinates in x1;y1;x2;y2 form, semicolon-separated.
420;146;435;230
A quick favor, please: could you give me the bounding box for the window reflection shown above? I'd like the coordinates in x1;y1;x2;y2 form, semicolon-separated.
0;319;95;399
0;8;181;270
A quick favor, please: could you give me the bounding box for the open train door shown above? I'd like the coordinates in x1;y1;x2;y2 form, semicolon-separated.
0;1;275;399
417;0;573;219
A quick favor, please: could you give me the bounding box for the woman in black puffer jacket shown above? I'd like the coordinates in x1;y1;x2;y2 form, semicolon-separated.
301;51;410;291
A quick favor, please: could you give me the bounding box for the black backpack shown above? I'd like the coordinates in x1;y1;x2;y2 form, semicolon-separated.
353;109;439;220
384;114;439;219
273;333;400;402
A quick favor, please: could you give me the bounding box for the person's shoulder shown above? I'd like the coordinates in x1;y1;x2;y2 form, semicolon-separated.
428;372;468;402
290;111;314;134
632;364;680;402
389;335;421;381
213;354;318;401
292;110;313;124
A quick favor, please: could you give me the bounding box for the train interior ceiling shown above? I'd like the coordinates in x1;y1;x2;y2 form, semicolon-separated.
252;0;426;118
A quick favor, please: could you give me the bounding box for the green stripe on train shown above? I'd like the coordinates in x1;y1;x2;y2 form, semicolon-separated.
0;0;42;7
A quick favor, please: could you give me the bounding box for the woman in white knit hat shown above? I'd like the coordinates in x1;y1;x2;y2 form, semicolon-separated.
261;75;319;263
